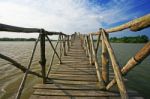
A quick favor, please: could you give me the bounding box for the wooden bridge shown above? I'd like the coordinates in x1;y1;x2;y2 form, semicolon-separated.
30;35;144;99
0;14;150;99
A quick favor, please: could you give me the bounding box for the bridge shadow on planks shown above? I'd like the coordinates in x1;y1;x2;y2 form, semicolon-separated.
30;37;143;99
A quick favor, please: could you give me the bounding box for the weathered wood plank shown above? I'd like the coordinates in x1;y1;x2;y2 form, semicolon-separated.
33;89;120;97
30;95;144;99
33;84;100;90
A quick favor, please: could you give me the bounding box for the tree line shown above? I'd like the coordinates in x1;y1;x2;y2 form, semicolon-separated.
109;35;149;43
0;38;36;41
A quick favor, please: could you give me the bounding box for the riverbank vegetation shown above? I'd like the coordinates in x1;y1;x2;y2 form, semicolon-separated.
0;38;36;41
0;35;149;43
109;35;149;43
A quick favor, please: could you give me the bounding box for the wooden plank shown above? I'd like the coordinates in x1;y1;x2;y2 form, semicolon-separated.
49;80;98;85
33;84;100;90
50;78;97;81
50;71;96;75
30;95;144;99
33;89;120;97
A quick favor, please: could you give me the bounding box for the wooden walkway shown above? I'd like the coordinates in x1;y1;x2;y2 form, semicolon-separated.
30;37;143;99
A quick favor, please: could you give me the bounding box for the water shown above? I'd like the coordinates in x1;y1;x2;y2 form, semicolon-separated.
0;41;59;99
0;42;150;99
98;43;150;99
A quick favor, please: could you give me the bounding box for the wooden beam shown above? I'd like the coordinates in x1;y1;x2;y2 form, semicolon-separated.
95;34;101;54
39;33;46;83
0;23;67;35
91;14;150;34
86;36;93;64
89;34;105;89
101;31;109;85
101;29;128;99
0;53;43;78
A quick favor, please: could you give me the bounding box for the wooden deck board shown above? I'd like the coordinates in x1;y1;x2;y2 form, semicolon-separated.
30;37;143;99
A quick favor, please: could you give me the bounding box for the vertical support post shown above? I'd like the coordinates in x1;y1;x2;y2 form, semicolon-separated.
101;29;128;99
40;31;46;83
84;36;88;56
101;30;109;85
86;36;94;65
63;36;67;56
80;35;84;48
95;34;101;54
90;34;105;89
60;35;63;59
67;35;70;52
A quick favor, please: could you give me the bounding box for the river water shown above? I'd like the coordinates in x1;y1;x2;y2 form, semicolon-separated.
0;42;150;99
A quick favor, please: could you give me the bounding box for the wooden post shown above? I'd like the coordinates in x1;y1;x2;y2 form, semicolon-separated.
95;34;101;54
63;36;67;56
39;32;46;83
89;34;105;89
101;30;109;85
80;35;84;48
67;35;70;52
86;36;93;64
101;29;128;99
60;35;63;59
84;36;88;57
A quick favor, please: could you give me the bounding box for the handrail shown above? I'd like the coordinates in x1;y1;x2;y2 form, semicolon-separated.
0;23;66;35
91;14;150;35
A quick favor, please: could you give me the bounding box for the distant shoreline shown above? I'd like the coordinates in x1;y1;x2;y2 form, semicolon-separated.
0;38;57;41
0;35;149;43
109;35;149;43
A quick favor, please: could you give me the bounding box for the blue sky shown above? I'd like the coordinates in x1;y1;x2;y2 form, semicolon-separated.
0;0;150;38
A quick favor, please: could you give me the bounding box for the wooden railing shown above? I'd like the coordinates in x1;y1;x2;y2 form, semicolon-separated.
0;23;76;99
81;14;150;99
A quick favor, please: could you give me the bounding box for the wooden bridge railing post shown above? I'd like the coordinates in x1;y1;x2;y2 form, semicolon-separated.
67;35;70;52
100;29;109;85
95;33;101;54
83;35;88;57
86;36;93;64
83;35;89;57
101;29;128;99
89;34;105;89
39;31;46;84
60;35;63;59
63;35;67;56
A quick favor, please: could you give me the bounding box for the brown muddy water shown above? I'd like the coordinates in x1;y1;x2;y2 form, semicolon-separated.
0;41;59;99
0;42;150;99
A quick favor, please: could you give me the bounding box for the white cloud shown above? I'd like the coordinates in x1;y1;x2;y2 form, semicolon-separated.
0;0;140;38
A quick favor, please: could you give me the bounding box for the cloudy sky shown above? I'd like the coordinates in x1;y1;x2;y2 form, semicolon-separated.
0;0;150;38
